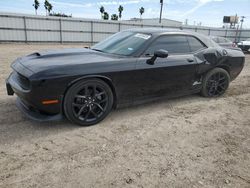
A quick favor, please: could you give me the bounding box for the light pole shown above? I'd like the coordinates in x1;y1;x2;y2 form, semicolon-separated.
240;16;245;29
238;16;246;42
159;0;163;23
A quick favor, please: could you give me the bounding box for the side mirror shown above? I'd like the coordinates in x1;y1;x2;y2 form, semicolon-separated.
154;49;169;58
147;49;168;65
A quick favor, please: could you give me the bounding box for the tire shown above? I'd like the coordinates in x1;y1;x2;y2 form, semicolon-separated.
64;79;113;126
201;68;230;97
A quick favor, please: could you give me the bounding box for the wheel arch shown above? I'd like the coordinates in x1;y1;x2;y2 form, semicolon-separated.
215;64;231;78
63;75;117;109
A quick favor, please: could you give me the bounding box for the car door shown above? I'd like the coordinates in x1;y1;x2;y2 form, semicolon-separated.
133;35;206;101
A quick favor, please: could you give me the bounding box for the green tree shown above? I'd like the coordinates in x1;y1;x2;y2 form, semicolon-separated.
103;12;109;20
33;0;40;15
100;6;105;19
44;0;53;15
47;1;53;14
44;0;49;15
139;7;145;20
49;12;72;17
111;14;118;20
118;5;123;20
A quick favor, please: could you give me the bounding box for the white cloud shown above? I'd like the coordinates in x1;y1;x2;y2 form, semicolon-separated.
145;7;183;20
97;0;140;5
181;0;224;17
50;0;141;8
50;1;94;8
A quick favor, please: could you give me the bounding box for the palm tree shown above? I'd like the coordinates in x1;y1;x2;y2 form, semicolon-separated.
139;7;145;20
103;12;109;20
44;0;49;15
33;0;40;15
44;0;52;15
100;6;105;19
111;14;118;20
47;1;53;15
118;5;123;20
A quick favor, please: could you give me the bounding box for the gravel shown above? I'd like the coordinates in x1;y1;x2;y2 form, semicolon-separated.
0;44;249;188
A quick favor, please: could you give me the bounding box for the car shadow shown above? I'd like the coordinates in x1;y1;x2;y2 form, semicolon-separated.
0;94;204;145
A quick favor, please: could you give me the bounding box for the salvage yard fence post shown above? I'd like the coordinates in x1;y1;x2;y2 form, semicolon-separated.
23;16;27;43
225;29;228;38
90;21;93;45
59;18;62;43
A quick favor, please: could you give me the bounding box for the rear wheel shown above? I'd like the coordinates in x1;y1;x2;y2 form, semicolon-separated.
64;79;113;126
201;68;230;97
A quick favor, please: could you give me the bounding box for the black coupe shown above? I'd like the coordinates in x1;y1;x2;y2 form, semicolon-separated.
6;29;245;126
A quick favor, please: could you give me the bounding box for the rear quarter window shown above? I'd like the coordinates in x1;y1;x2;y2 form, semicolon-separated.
187;36;206;52
218;37;227;43
211;37;219;43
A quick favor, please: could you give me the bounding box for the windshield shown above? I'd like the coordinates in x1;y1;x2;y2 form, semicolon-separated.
91;31;151;56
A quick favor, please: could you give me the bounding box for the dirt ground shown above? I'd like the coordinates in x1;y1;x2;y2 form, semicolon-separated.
0;44;249;188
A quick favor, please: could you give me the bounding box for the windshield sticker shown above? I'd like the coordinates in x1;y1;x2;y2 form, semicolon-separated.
128;48;133;51
134;33;151;40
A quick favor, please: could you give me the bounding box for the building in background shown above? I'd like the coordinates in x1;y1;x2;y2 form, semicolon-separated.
126;18;182;27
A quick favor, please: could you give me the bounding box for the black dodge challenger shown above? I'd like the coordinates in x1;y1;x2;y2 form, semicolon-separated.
6;28;245;126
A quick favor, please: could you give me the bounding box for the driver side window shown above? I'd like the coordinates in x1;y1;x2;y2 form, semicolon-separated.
144;35;191;55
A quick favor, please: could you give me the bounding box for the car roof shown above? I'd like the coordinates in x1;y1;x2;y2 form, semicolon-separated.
126;28;188;35
125;28;218;47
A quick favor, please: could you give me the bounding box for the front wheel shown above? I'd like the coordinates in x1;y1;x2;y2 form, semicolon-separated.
201;68;230;97
64;79;113;126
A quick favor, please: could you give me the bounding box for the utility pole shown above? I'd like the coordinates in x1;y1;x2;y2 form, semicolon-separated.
238;16;246;42
240;16;245;30
235;23;239;43
159;0;163;23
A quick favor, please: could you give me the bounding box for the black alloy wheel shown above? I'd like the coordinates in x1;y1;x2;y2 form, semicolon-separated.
201;68;230;97
64;79;113;126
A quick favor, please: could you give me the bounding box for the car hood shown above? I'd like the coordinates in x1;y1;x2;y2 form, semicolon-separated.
14;48;122;73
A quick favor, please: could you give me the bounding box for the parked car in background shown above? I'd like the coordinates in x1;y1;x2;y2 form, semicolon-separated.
210;36;236;48
237;38;250;52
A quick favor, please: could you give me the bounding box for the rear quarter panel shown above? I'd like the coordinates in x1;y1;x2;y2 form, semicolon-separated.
225;49;245;80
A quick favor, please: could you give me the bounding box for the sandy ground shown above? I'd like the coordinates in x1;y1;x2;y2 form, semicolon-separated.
0;44;249;188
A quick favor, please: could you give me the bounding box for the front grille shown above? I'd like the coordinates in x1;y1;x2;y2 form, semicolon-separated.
13;71;30;90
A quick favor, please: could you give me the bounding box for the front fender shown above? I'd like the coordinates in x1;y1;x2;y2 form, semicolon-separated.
64;75;118;109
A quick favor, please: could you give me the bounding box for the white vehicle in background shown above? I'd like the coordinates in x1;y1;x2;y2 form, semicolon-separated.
210;36;236;48
237;38;250;52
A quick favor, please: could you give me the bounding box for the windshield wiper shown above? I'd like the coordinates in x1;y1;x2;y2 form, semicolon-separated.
91;48;104;52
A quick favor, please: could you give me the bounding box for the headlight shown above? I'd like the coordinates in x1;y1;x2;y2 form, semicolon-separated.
13;71;31;90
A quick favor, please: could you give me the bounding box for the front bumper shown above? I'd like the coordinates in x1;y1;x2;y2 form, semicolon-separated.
6;73;63;122
16;97;63;122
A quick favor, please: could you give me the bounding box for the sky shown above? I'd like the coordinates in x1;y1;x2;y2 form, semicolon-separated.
0;0;250;28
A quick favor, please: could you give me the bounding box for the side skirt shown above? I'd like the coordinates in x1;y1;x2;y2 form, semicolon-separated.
116;88;201;109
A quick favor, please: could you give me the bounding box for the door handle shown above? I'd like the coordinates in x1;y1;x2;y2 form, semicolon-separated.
187;58;194;63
